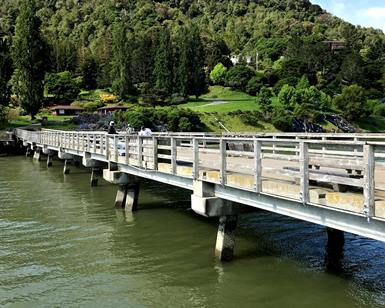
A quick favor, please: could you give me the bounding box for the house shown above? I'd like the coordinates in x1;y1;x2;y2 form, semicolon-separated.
98;105;129;115
322;40;346;51
50;105;85;116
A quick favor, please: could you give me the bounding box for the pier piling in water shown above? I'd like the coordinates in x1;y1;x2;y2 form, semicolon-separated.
47;154;53;167
215;215;238;261
90;168;99;187
63;159;71;175
33;148;42;161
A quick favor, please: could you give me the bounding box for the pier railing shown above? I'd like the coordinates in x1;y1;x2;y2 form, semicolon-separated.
15;129;385;221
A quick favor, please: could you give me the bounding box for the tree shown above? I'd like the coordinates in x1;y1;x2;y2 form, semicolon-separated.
44;71;82;103
187;25;208;98
111;22;135;99
154;27;173;96
225;65;255;91
257;87;273;116
0;37;12;107
210;63;227;85
79;54;97;90
334;85;370;121
11;0;45;119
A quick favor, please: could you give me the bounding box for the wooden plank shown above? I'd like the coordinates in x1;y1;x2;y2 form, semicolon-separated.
254;140;262;193
300;142;309;204
363;144;375;217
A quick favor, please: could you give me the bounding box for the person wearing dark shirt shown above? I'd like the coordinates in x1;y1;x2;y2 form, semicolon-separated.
108;121;117;134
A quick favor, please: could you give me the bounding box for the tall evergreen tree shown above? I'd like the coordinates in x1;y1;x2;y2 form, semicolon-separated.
154;27;173;96
188;25;207;98
11;0;45;119
0;37;12;106
111;22;135;99
174;27;189;97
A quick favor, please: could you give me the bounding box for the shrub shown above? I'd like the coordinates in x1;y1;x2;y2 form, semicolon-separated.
373;103;385;117
210;63;227;85
245;74;264;96
224;65;255;91
99;93;118;104
334;85;370;121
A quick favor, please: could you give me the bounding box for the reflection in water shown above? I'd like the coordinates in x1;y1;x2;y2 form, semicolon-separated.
0;156;385;307
325;228;345;273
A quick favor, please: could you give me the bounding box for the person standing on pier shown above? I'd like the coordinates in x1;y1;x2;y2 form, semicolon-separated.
108;121;117;134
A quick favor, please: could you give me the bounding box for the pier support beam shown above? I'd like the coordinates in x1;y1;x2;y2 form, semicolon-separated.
26;147;33;157
63;159;71;175
325;228;345;272
90;168;99;187
215;215;238;262
47;154;53;167
33;148;42;161
103;169;140;212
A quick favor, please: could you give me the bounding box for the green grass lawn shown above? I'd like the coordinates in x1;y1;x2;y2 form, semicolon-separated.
179;86;260;113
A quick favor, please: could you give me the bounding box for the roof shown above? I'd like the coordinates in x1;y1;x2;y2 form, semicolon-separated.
98;105;129;110
50;105;85;110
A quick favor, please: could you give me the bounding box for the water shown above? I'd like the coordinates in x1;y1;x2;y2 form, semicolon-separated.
1;156;385;307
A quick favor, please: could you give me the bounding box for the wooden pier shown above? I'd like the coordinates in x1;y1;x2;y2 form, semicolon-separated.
15;129;385;261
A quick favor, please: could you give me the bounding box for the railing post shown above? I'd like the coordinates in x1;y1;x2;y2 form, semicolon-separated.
299;142;309;204
363;144;375;218
114;135;119;162
125;135;129;165
220;138;226;185
138;136;143;168
171;137;177;174
106;135;110;159
193;138;199;179
152;136;158;170
254;139;262;193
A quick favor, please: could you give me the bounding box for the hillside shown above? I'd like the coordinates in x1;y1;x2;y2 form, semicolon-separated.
1;0;385;132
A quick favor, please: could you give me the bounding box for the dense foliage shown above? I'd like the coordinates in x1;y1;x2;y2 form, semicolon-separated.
1;0;385;124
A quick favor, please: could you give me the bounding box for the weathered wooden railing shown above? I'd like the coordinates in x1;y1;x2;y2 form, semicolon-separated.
15;129;385;221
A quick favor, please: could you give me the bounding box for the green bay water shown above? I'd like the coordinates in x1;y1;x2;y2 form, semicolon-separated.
1;156;385;307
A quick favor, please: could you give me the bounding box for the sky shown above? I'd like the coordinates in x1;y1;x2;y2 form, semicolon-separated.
312;0;385;32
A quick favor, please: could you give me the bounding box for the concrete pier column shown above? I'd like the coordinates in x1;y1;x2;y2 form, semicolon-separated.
63;159;72;175
26;147;33;157
47;155;53;167
90;168;99;187
33;148;42;161
215;215;238;261
124;183;140;212
103;169;140;212
325;227;345;272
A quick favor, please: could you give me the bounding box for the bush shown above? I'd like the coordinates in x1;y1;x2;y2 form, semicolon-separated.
224;65;255;91
334;84;370;121
117;107;203;132
373;103;385;117
44;71;82;103
210;63;228;85
245;74;264;96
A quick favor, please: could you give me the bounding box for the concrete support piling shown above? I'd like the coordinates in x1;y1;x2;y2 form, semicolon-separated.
63;159;71;175
33;148;42;161
47;155;53;167
124;183;140;212
26;147;33;157
215;215;238;261
325;227;345;272
90;168;99;187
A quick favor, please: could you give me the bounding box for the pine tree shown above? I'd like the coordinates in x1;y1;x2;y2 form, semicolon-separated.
111;22;135;99
174;27;189;97
11;0;45;119
0;37;12;107
154;27;173;96
188;25;207;98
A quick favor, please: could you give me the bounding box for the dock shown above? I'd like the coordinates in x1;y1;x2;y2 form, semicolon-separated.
14;129;385;262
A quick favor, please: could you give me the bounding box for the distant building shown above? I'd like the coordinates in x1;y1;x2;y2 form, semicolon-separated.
50;105;85;116
322;40;346;51
98;105;129;115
